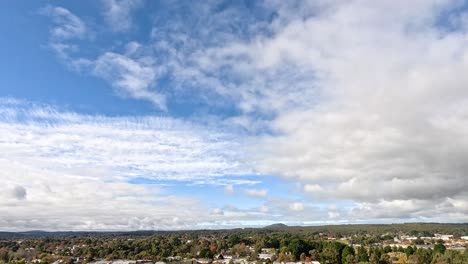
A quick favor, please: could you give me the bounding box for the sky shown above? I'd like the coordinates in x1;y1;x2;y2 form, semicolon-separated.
1;0;468;231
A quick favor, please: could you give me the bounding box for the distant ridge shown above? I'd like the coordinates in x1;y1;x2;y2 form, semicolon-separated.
263;223;288;229
1;223;467;239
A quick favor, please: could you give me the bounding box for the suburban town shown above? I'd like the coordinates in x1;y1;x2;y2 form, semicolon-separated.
1;224;467;264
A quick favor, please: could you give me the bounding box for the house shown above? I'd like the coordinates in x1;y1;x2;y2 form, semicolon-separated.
90;261;111;264
112;261;136;264
258;254;274;260
434;234;453;241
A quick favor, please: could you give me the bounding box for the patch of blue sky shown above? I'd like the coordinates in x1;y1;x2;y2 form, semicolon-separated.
0;14;155;117
127;174;313;212
1;1;277;120
433;0;468;33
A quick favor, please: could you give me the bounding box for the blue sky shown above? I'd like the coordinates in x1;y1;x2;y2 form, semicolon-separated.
1;0;468;230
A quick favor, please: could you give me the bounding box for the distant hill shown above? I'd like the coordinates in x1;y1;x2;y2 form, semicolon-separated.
263;223;288;229
1;223;467;239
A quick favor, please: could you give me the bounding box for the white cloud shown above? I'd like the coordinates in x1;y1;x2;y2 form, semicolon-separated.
37;1;468;222
0;100;253;230
211;208;224;216
44;27;165;108
131;0;468;221
0;101;249;182
304;184;323;194
41;6;165;109
289;202;304;212
40;5;87;40
93;52;165;109
243;0;468;221
224;184;234;194
243;188;267;198
41;5;94;73
101;0;143;32
258;205;269;213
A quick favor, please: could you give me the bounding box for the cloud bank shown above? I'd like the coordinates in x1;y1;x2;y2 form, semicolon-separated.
0;100;255;230
249;0;468;221
34;0;468;226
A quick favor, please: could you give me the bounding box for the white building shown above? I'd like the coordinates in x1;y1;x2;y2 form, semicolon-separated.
434;234;453;241
258;254;275;260
113;261;136;264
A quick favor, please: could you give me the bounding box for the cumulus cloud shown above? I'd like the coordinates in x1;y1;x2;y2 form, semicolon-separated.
243;188;267;198
247;0;468;221
211;208;224;216
212;202;333;226
289;202;304;212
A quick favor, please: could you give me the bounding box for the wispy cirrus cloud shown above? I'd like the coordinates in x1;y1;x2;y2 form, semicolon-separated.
42;5;166;109
40;5;90;65
93;52;165;109
101;0;143;32
40;5;87;40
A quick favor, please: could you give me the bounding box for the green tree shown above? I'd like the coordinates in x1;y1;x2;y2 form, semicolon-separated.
199;248;213;259
369;252;379;264
379;253;390;264
382;246;391;254
341;246;354;264
413;248;431;264
357;246;368;263
287;239;309;260
309;249;319;261
433;243;446;256
404;246;415;257
321;244;339;264
228;235;241;247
